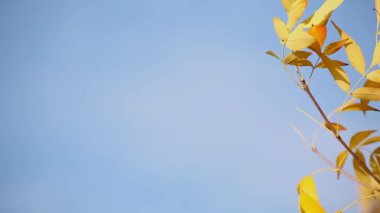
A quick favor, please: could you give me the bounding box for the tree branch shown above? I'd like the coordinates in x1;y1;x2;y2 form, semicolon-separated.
299;78;380;186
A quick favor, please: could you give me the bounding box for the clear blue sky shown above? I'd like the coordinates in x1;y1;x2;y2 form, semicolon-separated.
0;0;379;212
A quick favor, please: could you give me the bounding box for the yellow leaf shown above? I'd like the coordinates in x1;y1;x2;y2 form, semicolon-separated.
303;0;343;27
362;79;380;105
286;0;308;29
349;130;377;149
297;175;319;200
352;87;380;101
336;151;348;179
281;0;293;11
370;147;380;179
341;102;380;112
323;38;350;55
367;70;380;83
299;192;327;213
353;150;370;183
292;50;313;58
273;17;289;42
319;54;350;92
371;42;380;68
284;51;311;62
287;58;313;66
307;25;327;51
286;25;315;51
330;67;350;92
325;122;346;134
266;50;281;61
284;51;313;66
361;136;380;147
315;60;348;68
332;21;366;75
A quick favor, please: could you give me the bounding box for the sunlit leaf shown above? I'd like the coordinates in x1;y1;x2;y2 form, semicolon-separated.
297;176;326;213
307;25;327;51
371;42;380;68
299;192;327;213
303;0;343;27
352;87;380;101
286;0;308;29
353;150;370;183
367;70;380;83
370;147;380;179
336;151;348;179
284;51;310;63
266;50;282;61
273;17;289;42
362;79;380;105
297;175;319;201
281;0;292;11
319;54;350;92
323;39;350;55
332;21;366;75
338;97;380;112
361;136;380;147
328;66;350;92
349;130;377;149
286;25;315;51
284;51;313;66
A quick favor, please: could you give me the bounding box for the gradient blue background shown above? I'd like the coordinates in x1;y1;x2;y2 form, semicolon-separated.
0;0;379;212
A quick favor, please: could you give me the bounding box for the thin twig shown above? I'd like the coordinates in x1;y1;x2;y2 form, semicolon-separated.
339;193;380;212
292;126;378;191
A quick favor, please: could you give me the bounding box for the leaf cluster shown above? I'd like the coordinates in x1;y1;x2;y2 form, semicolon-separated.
267;0;380;212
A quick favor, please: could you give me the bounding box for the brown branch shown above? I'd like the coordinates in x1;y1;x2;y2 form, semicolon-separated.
299;78;380;186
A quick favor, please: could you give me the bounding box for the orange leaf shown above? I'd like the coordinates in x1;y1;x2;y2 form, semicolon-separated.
307;25;327;51
325;122;346;134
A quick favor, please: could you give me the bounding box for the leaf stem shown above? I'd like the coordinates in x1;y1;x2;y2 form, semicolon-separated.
282;45;301;87
307;56;320;84
295;107;325;129
339;193;380;212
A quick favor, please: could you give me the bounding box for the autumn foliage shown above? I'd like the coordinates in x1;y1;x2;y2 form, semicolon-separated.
268;0;380;212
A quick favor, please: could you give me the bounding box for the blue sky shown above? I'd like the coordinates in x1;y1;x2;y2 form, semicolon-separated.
0;0;379;212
